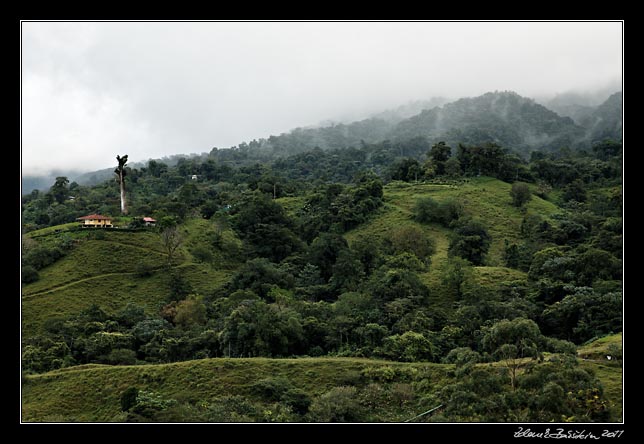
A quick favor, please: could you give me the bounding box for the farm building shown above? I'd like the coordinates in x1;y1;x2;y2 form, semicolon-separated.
76;214;113;228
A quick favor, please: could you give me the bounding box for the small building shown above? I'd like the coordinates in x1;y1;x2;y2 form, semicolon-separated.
191;175;198;180
76;214;113;228
143;217;157;227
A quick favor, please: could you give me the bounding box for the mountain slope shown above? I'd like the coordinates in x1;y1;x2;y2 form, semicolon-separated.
23;177;550;338
581;91;623;142
37;90;622;192
390;91;585;153
368;97;450;123
256;91;589;157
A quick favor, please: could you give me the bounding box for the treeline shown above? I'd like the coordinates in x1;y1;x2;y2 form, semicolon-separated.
22;137;621;233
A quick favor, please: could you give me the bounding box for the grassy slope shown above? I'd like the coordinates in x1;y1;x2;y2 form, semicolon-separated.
371;178;559;265
577;333;623;422
343;177;555;306
23;239;167;296
22;224;237;337
22;357;452;422
22;264;231;337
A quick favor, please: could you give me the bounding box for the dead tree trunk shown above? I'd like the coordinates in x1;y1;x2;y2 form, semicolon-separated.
115;154;129;215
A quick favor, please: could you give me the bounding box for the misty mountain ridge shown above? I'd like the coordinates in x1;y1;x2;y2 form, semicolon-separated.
259;90;620;158
538;86;622;127
367;97;451;123
389;90;584;153
582;91;623;142
23;90;622;193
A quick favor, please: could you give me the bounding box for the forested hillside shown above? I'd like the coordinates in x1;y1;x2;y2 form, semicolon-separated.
203;90;620;161
21;123;622;422
22;90;622;195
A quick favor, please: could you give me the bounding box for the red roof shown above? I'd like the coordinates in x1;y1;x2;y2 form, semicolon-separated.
143;217;157;222
76;214;112;220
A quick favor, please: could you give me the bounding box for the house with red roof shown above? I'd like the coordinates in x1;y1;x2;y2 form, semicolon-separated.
143;217;157;227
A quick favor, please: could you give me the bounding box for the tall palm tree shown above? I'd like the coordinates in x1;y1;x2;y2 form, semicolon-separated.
115;154;128;214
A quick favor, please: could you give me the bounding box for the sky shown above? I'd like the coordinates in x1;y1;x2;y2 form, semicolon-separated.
21;21;623;177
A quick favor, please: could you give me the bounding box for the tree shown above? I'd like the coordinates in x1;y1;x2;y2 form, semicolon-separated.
115;154;129;214
106;348;137;365
160;226;183;266
146;159;167;178
173;295;207;328
448;218;491;265
414;197;440;224
34;212;50;226
229;258;293;300
50;176;69;204
232;194;302;262
592;140;622;161
481;318;543;390
367;265;429;303
541;289;621;343
329;249;364;292
382;331;435;362
510;182;531;207
389;225;436;266
308;233;349;283
444;157;462;177
388;158;421;182
429;141;452;175
563;179;587;203
442;257;472;299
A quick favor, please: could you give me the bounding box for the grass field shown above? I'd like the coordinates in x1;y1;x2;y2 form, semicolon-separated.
22;349;622;422
22;240;167;296
22;357;452;422
578;334;623;422
22;223;235;337
22;263;231;337
377;177;559;266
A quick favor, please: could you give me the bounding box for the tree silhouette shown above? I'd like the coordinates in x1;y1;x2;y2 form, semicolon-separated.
115;154;129;214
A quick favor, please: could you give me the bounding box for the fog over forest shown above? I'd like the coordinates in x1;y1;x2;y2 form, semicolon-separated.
22;21;621;179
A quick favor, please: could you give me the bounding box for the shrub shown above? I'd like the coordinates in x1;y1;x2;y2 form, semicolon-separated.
191;245;214;263
307;386;364;422
391;383;415;407
282;388;312;415
414;197;462;227
510;182;531;207
22;265;39;284
362;366;396;382
135;263;155;278
120;387;139;412
251;377;293;402
130;390;177;419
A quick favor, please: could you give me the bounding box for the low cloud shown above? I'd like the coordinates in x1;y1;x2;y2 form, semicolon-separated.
21;21;623;176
